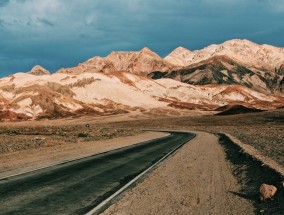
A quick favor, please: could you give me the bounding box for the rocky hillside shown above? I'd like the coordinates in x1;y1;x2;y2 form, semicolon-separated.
161;39;284;94
150;55;284;94
0;70;283;121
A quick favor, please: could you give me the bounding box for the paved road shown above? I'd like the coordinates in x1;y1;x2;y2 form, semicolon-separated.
0;131;194;215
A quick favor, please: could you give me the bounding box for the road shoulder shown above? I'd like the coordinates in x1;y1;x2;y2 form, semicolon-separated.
102;131;255;215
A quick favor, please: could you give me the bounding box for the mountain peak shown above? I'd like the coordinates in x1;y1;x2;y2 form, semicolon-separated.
168;46;193;56
174;46;192;52
139;47;161;58
223;39;258;47
28;65;51;76
140;47;152;52
139;47;158;55
164;46;194;67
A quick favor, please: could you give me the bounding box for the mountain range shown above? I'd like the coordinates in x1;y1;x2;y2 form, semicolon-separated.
0;39;283;121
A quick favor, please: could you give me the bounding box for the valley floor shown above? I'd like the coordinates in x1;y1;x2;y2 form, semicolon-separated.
0;110;283;214
0;109;283;167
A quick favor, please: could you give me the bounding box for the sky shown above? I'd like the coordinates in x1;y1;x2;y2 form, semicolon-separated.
0;0;284;77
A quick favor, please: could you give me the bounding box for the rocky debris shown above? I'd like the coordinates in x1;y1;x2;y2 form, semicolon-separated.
259;183;277;201
218;133;284;214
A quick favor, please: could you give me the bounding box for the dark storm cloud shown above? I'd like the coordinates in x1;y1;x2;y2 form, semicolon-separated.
37;18;54;27
0;0;9;7
0;0;284;77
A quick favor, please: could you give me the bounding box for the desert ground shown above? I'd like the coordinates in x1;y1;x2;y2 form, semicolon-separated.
0;109;283;214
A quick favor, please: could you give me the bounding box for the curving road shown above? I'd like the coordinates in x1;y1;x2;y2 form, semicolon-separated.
0;131;195;215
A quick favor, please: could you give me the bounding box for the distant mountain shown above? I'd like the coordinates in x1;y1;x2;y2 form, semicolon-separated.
56;39;284;95
165;39;284;70
53;40;284;95
162;39;284;94
57;47;177;75
0;39;284;121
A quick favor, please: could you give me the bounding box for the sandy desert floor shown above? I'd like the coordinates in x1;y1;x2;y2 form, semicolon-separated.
1;109;283;166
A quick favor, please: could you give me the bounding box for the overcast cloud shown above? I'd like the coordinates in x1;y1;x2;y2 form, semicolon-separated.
0;0;283;77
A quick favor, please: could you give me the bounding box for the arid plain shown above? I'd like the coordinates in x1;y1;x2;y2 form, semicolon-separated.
0;108;283;214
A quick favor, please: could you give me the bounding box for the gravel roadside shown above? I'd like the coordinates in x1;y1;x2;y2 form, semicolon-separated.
102;131;255;215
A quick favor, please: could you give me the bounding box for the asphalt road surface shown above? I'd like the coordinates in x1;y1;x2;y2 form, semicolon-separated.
0;131;195;215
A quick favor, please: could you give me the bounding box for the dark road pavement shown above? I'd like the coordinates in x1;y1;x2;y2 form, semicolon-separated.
0;131;195;215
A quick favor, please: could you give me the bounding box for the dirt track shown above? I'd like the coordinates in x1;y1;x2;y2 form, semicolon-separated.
103;131;255;215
